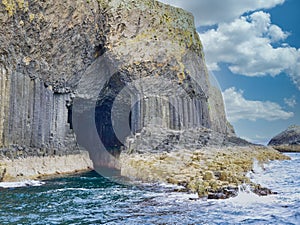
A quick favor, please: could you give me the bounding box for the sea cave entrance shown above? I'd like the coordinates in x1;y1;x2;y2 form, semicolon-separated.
95;72;139;157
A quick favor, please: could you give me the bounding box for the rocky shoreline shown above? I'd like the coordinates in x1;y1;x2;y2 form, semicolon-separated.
0;0;295;201
268;125;300;152
271;145;300;153
0;145;290;200
120;146;290;199
0;151;93;182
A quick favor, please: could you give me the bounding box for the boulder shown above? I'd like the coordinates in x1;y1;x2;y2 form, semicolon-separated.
268;125;300;152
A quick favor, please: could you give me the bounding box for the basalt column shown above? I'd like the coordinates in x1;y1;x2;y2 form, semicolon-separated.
1;69;78;158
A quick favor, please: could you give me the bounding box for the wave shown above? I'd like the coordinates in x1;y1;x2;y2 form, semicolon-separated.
0;180;45;188
223;184;277;205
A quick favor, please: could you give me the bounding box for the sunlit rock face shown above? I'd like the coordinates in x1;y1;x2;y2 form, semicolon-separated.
268;125;300;152
0;0;233;161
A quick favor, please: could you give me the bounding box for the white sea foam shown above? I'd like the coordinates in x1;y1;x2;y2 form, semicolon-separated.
223;183;277;206
246;158;275;187
45;187;95;194
224;158;280;206
0;180;45;188
252;158;265;174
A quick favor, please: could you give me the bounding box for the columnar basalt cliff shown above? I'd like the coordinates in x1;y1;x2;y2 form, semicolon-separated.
0;0;240;181
0;0;233;157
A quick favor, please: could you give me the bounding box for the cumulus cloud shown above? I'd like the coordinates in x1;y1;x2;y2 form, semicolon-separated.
289;51;300;89
284;96;297;108
200;11;300;89
223;87;294;122
158;0;300;90
158;0;284;26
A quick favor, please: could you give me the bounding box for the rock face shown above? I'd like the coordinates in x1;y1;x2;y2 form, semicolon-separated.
0;151;93;181
125;127;250;154
0;0;233;166
120;146;290;198
268;125;300;152
0;0;106;158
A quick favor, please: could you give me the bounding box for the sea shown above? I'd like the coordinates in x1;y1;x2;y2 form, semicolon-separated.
0;153;299;225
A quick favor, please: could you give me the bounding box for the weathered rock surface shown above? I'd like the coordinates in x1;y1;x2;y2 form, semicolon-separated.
268;125;300;152
0;151;93;181
0;0;233;165
0;0;290;196
125;126;251;154
1;0;106;157
120;146;290;198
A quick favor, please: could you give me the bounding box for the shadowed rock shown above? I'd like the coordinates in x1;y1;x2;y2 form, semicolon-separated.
0;0;233;164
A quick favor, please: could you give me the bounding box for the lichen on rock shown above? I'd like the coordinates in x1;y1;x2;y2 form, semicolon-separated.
0;0;231;158
120;146;290;198
0;0;288;188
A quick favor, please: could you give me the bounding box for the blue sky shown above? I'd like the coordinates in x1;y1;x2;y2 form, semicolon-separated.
159;0;300;144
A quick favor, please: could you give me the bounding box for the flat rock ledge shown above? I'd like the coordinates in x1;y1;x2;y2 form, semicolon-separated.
268;125;300;152
271;145;300;153
120;146;290;199
0;151;93;182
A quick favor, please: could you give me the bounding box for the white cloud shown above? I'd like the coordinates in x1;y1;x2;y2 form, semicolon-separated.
289;49;300;89
240;135;270;145
158;0;284;26
200;11;300;89
223;87;294;122
158;0;300;90
284;96;297;108
269;24;289;42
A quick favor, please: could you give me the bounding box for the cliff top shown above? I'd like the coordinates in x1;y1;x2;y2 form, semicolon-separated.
1;0;204;90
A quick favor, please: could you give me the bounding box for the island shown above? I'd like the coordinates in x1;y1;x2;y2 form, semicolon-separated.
0;0;289;198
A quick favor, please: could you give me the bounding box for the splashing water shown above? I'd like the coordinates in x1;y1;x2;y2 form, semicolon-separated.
0;180;45;188
0;153;299;224
252;158;265;174
223;183;276;206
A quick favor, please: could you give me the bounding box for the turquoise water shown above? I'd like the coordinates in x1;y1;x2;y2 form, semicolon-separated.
0;153;299;225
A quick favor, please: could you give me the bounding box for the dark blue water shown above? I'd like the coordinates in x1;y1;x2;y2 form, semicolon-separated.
0;153;299;225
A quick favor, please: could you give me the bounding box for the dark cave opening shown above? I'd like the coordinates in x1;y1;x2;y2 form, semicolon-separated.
95;72;133;156
67;105;73;130
95;98;124;156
